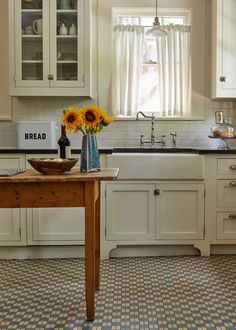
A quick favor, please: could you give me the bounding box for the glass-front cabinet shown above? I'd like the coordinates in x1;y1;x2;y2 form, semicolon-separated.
9;0;95;96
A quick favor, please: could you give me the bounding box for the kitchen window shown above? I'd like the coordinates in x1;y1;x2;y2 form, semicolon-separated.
112;10;192;118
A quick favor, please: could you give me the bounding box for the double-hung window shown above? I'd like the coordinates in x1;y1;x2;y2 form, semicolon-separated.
112;10;191;118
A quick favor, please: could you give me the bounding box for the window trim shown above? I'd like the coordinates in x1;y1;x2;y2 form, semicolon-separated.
112;8;192;119
112;7;191;26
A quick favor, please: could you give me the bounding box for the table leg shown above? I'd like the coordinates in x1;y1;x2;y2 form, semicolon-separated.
95;181;100;290
85;181;96;321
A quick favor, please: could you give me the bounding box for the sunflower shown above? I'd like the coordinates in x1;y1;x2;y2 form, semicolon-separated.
61;106;82;133
61;104;114;136
102;115;114;126
79;104;102;133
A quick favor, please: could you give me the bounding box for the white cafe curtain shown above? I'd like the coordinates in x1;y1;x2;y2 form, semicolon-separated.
112;25;144;117
155;24;191;117
112;24;191;117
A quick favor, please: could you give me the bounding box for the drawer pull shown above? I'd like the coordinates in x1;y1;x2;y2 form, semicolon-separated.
229;165;236;170
228;214;236;219
229;181;236;186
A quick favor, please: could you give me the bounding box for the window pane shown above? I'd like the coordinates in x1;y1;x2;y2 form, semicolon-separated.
162;17;184;25
114;12;191;117
117;17;140;25
140;17;153;26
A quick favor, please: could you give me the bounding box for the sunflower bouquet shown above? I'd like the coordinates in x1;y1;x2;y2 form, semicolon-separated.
61;104;113;135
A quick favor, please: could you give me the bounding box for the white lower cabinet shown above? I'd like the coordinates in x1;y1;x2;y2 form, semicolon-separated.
156;183;204;240
0;155;26;245
27;208;85;245
26;154;84;245
105;181;205;246
215;157;236;241
106;183;156;241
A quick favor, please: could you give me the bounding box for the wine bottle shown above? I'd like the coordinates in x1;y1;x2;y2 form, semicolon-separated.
58;125;71;159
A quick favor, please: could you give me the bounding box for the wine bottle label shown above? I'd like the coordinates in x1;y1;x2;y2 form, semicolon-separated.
65;146;71;159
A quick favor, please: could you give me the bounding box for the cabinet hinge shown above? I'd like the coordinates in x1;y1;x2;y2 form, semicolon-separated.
19;228;21;237
105;227;107;236
204;189;206;197
203;227;205;237
105;189;107;198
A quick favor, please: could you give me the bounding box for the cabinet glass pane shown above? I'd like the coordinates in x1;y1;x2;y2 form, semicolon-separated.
21;1;43;80
56;0;78;81
22;0;42;10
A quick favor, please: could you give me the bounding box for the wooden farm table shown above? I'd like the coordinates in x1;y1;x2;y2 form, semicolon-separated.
0;168;119;321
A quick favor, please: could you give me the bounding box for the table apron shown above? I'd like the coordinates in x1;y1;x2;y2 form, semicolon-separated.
0;181;87;208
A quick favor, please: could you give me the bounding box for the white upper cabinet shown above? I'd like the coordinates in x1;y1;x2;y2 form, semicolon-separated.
9;0;96;97
212;0;236;98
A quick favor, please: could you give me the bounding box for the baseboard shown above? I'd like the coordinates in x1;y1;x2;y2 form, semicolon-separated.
0;244;235;259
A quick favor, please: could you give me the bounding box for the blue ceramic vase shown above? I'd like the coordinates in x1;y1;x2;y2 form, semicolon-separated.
80;134;101;172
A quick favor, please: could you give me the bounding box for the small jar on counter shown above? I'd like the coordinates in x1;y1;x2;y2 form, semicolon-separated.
211;119;235;138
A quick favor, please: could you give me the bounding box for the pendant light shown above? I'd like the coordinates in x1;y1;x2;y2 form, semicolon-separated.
146;0;167;38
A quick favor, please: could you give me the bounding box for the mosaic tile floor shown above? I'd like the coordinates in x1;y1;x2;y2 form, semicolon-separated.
0;256;236;330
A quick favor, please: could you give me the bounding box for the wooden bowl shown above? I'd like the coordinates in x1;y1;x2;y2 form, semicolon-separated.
27;158;78;175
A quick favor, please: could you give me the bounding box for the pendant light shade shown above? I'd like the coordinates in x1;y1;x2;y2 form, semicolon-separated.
146;0;167;38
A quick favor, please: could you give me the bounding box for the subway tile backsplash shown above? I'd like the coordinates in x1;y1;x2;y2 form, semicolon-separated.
0;96;236;149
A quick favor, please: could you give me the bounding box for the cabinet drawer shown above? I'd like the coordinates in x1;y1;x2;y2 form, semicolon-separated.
217;212;236;239
217;158;236;177
217;180;236;208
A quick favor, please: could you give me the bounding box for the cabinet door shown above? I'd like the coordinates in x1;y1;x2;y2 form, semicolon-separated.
0;156;26;245
26;153;84;245
27;208;85;244
156;183;204;240
106;183;156;241
212;0;236;98
49;0;85;87
14;0;50;87
9;0;93;96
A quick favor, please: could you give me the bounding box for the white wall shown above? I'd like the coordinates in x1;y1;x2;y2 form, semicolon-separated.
0;0;236;149
0;0;11;121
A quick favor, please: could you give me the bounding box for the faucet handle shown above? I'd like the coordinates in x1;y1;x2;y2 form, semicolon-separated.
139;134;145;147
170;131;177;147
170;131;177;137
160;135;166;147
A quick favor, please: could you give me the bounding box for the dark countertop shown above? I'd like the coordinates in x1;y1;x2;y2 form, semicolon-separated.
0;147;236;154
112;147;236;154
0;149;113;154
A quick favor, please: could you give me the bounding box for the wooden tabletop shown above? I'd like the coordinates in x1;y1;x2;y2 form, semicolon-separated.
0;168;119;183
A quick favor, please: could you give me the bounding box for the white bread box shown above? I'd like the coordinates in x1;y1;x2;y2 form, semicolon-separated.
17;121;58;150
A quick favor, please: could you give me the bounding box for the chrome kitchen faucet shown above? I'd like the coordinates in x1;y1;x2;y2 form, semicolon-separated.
136;111;166;147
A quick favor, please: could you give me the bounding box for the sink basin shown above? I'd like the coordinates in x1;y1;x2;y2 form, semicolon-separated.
107;153;205;180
